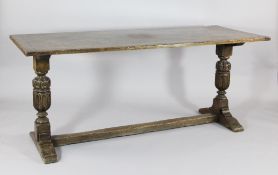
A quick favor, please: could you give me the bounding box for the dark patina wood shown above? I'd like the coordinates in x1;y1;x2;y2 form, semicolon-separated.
199;44;244;132
10;26;270;164
51;113;217;146
32;55;57;163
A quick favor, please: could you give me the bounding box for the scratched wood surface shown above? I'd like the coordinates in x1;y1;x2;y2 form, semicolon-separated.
10;25;270;56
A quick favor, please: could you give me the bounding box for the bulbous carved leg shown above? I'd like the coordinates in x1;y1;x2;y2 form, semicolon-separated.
199;44;244;132
30;55;57;164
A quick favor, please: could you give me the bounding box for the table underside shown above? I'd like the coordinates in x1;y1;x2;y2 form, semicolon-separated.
10;25;270;56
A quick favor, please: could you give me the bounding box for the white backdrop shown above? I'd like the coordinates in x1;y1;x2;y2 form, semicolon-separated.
0;0;277;175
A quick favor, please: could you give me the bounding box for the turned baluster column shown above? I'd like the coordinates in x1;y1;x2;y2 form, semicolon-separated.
33;55;52;142
211;45;232;113
199;44;244;132
32;55;57;164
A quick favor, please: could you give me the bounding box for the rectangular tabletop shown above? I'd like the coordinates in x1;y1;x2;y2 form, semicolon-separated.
10;25;270;56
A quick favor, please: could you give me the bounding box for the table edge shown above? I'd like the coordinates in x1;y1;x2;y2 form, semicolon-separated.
10;34;271;57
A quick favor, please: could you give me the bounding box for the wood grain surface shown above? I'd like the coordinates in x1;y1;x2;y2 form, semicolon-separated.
10;25;270;56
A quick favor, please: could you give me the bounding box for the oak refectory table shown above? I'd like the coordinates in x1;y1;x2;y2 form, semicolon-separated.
10;25;270;164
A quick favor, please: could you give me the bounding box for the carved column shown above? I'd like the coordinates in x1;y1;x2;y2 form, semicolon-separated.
199;44;243;132
211;44;232;113
31;55;57;163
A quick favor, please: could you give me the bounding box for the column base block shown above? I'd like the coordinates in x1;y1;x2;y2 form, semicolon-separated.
30;132;58;164
199;107;244;132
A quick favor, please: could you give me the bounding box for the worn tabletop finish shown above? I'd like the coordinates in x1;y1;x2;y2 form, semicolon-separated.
10;25;270;56
10;25;270;164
